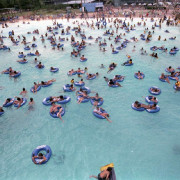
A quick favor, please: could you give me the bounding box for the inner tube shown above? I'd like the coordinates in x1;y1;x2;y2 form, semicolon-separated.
67;72;77;76
77;95;89;103
24;47;30;50
63;84;75;92
36;65;44;69
74;81;85;87
93;109;107;119
124;62;133;66
116;47;123;50
18;54;25;58
169;38;175;40
18;61;28;64
3;98;14;107
112;51;119;54
14;98;27;107
131;103;145;111
57;96;71;104
11;72;21;78
49;107;65;118
32;145;52;165
32;44;37;47
169;51;176;55
42;96;53;106
165;68;175;73
108;81;119;88
148;86;161;95
4;68;10;74
90;98;104;106
50;68;59;73
0;111;5;116
41;82;52;87
58;44;64;48
27;53;36;56
78;86;91;94
169;76;178;81
145;96;158;104
146;105;160;113
30;85;41;93
113;75;124;82
159;76;168;82
173;85;180;91
80;58;87;62
150;46;158;51
76;70;85;75
172;48;179;51
134;73;145;79
86;75;96;80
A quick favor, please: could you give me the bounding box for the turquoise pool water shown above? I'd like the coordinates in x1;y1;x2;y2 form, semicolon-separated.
0;18;180;180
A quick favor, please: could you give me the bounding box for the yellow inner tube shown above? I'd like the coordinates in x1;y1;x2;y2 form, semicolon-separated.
100;163;114;172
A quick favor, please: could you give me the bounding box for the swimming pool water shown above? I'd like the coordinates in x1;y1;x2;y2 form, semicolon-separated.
0;18;180;180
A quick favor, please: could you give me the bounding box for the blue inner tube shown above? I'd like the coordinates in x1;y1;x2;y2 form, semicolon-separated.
134;73;145;79
148;86;161;95
146;105;160;113
30;85;41;93
58;44;64;47
74;81;85;87
159;76;168;82
24;47;30;50
169;76;177;81
169;51;176;55
41;82;52;87
78;87;91;94
18;54;25;58
93;109;107;119
67;72;77;76
63;84;75;92
165;68;175;73
4;69;10;74
173;85;180;91
11;72;21;78
173;48;179;51
32;145;52;164
150;46;158;51
112;51;119;54
86;75;96;80
80;58;87;62
77;71;85;75
3;98;14;107
42;96;52;106
18;61;28;64
36;65;44;69
124;62;133;66
141;37;146;40
14;98;27;107
50;107;65;118
108;81;119;88
50;68;59;73
57;96;71;104
116;47;123;50
113;75;124;82
32;44;37;47
77;95;89;103
131;103;145;111
0;111;5;116
145;96;158;104
27;53;36;56
90;98;104;106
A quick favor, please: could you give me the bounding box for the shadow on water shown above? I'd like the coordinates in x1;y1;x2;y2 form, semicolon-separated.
52;151;65;165
173;145;180;155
